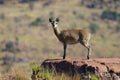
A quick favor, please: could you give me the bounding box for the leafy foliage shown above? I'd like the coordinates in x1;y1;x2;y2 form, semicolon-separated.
80;73;98;80
29;2;34;10
4;40;20;53
31;63;55;80
5;41;14;50
101;9;120;21
89;23;99;33
116;24;120;32
117;14;120;22
31;17;44;26
91;74;99;80
20;0;38;3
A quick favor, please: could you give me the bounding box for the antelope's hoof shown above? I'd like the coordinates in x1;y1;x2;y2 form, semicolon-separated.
63;56;65;59
87;56;90;59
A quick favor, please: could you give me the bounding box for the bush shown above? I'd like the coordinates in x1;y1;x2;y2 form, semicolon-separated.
0;0;4;4
89;23;99;33
0;13;5;20
29;2;34;10
49;11;54;19
5;41;14;50
4;41;20;53
20;0;38;3
101;9;118;21
116;24;120;32
31;17;44;26
31;64;55;80
117;14;120;22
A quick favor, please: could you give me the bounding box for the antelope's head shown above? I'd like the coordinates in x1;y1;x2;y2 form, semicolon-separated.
49;18;59;28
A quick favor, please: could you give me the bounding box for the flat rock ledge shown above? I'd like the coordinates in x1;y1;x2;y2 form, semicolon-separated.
41;58;120;80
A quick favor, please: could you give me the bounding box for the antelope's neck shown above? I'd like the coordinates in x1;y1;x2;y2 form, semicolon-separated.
53;27;60;38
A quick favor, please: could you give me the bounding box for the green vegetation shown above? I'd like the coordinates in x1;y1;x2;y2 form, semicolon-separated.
101;9;120;21
31;63;55;80
91;74;99;80
116;24;120;32
80;73;99;80
117;14;120;22
89;23;99;33
5;41;14;50
30;17;44;26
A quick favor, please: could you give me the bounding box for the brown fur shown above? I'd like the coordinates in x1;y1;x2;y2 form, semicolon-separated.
49;18;91;59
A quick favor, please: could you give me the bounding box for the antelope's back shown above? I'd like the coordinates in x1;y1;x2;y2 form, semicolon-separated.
59;30;81;44
63;29;91;41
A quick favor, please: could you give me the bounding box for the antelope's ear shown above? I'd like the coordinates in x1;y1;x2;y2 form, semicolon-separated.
49;18;52;22
56;18;59;22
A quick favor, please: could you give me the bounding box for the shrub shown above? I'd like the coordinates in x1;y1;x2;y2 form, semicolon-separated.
31;63;55;80
49;11;54;19
0;0;4;4
89;23;99;33
80;73;99;80
116;24;120;32
29;2;34;10
0;13;5;20
91;74;99;80
101;9;118;21
31;17;44;26
5;41;14;50
20;0;38;3
4;40;20;53
87;3;95;8
117;14;120;22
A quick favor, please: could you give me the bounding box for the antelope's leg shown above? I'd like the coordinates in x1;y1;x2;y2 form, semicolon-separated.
80;40;91;59
63;43;67;59
87;45;91;59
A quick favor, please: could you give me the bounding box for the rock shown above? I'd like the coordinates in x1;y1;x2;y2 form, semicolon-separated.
41;58;120;80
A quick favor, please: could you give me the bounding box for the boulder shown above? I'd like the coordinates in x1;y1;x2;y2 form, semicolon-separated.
41;58;120;79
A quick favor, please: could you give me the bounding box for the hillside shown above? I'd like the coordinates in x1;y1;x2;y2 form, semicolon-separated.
0;0;120;79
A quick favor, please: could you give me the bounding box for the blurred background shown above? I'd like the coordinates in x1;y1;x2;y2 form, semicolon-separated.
0;0;120;79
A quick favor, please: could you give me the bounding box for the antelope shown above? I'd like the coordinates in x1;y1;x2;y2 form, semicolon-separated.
49;18;91;59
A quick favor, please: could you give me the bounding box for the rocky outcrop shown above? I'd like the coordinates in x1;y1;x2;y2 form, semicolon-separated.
41;58;120;80
80;0;120;9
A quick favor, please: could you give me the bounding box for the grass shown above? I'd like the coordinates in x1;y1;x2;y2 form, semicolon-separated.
1;69;29;80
